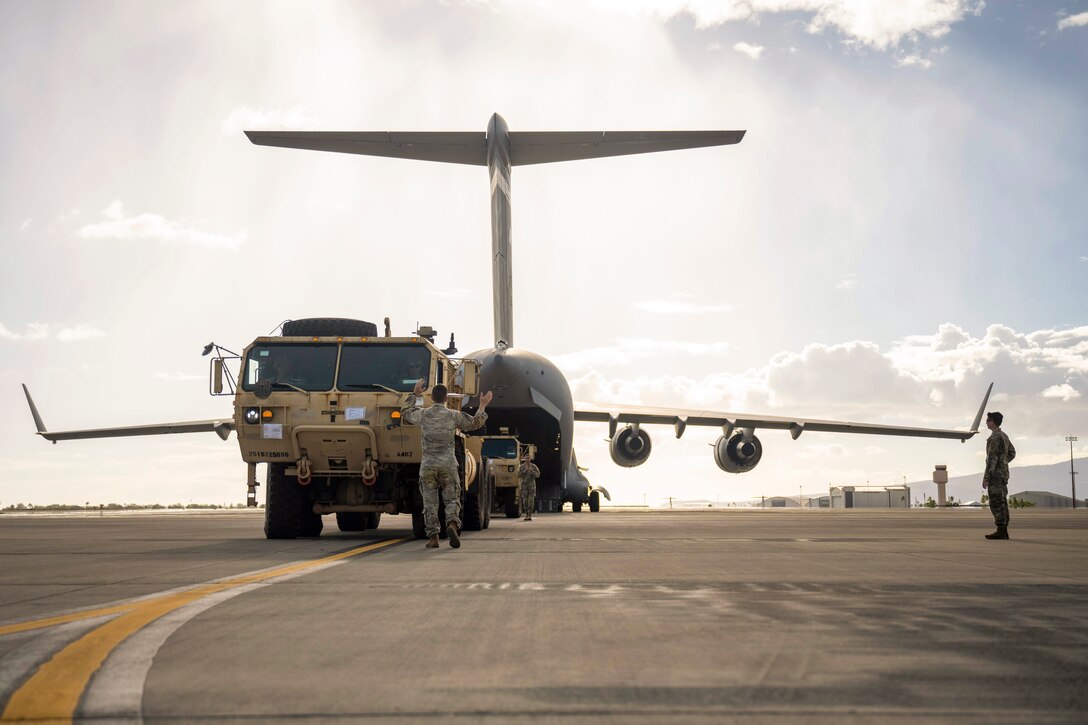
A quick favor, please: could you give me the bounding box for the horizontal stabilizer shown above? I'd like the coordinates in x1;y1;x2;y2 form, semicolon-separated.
509;130;745;166
245;131;487;165
245;129;746;167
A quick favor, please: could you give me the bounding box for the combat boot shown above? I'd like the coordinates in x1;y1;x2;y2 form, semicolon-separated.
985;525;1009;540
447;523;460;549
524;514;532;521
425;534;439;549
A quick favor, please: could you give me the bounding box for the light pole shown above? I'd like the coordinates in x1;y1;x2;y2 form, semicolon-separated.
1067;436;1078;509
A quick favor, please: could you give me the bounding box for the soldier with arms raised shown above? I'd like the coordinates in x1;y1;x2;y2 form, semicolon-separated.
402;381;493;549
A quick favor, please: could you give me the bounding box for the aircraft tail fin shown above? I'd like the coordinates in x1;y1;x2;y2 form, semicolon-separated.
509;130;745;166
244;131;487;166
970;382;994;433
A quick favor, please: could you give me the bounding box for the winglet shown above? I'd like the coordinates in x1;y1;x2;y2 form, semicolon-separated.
970;382;994;434
21;384;53;442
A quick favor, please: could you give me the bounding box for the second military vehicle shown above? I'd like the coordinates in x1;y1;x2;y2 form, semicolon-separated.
479;434;533;519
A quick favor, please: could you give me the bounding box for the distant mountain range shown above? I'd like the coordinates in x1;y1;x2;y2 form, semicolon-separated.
908;456;1085;505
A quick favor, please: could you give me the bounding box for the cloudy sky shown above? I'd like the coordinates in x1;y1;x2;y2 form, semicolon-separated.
1;0;1085;508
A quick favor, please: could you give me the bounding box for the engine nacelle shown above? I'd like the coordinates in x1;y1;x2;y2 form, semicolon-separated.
713;431;763;474
609;426;652;467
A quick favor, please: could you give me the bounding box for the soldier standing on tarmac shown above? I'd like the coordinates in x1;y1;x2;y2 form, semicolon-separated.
402;380;493;549
982;411;1016;540
519;450;540;521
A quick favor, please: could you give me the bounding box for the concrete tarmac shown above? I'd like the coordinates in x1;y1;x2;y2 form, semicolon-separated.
1;508;1086;723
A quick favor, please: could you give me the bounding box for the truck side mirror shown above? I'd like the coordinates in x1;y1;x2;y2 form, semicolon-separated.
211;358;225;395
460;360;479;396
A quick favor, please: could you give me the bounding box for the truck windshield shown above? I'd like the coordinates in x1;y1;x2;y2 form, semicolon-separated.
338;344;431;392
241;344;338;392
481;439;518;458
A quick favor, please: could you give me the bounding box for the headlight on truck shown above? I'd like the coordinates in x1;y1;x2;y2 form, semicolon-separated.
244;408;260;425
508;465;515;472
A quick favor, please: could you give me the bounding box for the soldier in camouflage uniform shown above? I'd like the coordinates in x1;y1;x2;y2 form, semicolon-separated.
518;451;541;521
982;411;1015;540
402;380;492;549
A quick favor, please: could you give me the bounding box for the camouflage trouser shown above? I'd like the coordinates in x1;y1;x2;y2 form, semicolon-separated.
988;478;1009;527
420;464;462;537
519;479;536;516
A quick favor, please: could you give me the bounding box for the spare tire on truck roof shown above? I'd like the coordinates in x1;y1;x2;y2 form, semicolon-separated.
281;318;378;337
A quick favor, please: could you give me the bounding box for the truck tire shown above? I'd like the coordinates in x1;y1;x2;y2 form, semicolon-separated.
504;492;519;519
481;479;492;529
364;512;382;529
589;490;601;513
265;463;305;539
300;510;323;538
462;482;484;531
572;500;583;513
411;510;427;539
336;512;368;532
281;318;378;337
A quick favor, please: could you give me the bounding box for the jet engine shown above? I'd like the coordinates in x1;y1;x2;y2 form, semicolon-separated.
713;431;762;473
609;425;652;467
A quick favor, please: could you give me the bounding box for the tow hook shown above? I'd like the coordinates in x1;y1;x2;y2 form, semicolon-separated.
362;456;377;486
297;455;312;486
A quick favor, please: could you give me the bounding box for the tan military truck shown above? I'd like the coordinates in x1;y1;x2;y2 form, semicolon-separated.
480;434;535;519
211;317;491;539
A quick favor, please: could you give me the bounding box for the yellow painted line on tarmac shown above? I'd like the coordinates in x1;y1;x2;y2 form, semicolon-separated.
0;602;135;637
1;537;405;723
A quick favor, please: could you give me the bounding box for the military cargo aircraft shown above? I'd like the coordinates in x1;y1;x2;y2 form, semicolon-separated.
24;113;992;513
242;114;991;512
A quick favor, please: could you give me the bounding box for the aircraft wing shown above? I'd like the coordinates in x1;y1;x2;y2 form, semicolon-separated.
22;385;234;443
574;383;992;443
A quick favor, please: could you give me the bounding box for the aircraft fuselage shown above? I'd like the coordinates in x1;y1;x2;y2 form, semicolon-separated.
465;347;579;510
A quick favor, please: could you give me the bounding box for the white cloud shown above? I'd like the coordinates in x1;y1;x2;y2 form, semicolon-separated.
19;219;32;231
896;53;932;69
221;106;320;134
835;275;858;290
578;0;984;51
1080;256;1088;263
154;371;205;382
1;322;51;341
733;42;765;60
1;322;103;342
1058;11;1088;31
568;323;1088;436
77;200;246;251
56;325;106;342
634;299;732;314
1041;383;1081;402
